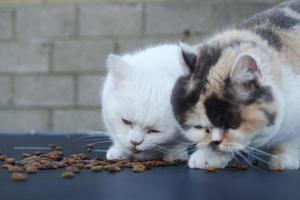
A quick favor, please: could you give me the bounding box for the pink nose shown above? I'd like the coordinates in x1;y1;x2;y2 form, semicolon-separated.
131;140;142;146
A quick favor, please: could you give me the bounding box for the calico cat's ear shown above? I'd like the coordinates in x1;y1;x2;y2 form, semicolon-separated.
180;43;197;73
230;54;262;83
106;54;130;80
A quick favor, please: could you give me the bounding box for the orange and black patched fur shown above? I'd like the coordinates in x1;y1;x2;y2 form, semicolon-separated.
172;1;300;170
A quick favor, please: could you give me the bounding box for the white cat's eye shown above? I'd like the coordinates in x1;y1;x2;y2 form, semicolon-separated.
147;129;160;134
194;125;203;129
121;118;133;126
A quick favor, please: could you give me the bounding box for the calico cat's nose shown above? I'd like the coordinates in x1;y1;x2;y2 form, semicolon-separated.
209;140;221;150
131;140;142;146
210;141;221;146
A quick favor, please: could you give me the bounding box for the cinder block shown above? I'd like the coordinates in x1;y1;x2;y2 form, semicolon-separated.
16;5;75;39
145;3;215;35
53;40;113;72
14;75;74;107
53;109;103;131
0;9;13;40
0;110;49;131
215;2;274;28
80;4;143;36
78;75;104;107
116;34;205;53
0;77;12;105
0;42;49;73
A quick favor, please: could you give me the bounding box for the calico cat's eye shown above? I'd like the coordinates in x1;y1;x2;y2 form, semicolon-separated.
194;125;203;129
147;129;160;134
121;118;133;126
243;80;257;91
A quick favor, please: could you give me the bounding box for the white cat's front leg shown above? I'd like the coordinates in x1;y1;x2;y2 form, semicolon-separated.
188;148;233;169
269;139;300;170
163;147;188;162
106;144;130;160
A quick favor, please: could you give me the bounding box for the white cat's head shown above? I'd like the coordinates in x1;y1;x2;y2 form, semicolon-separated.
102;45;185;156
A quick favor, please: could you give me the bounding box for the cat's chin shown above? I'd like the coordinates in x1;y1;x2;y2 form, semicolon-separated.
131;147;143;154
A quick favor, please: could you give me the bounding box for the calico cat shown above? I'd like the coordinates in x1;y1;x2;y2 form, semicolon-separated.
171;1;300;169
102;44;188;161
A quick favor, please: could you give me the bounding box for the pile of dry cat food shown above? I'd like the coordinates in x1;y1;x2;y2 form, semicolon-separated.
0;144;187;182
0;143;269;182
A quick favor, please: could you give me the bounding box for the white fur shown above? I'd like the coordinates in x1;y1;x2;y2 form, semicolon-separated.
101;44;188;161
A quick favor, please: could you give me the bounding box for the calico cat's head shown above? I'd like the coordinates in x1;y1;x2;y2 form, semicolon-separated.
171;43;280;153
102;45;185;156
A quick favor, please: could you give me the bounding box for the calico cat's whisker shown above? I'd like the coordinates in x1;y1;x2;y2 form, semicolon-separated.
246;146;280;159
236;151;261;170
243;148;271;164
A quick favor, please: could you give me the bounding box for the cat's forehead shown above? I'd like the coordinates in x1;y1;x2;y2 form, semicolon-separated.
185;101;211;127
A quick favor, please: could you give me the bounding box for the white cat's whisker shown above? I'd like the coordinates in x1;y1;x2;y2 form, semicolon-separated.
88;141;113;146
71;136;104;143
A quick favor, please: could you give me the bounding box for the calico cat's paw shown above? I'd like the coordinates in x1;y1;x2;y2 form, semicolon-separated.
269;153;300;170
106;145;129;160
188;149;231;169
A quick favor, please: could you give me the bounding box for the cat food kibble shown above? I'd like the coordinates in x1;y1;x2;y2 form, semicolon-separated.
26;166;38;174
205;166;217;172
0;143;276;182
91;165;104;172
271;166;284;172
61;171;75;179
132;163;146;172
11;172;27;182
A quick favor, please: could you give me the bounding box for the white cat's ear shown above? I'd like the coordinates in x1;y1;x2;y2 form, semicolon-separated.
230;54;262;83
180;43;197;73
106;54;130;80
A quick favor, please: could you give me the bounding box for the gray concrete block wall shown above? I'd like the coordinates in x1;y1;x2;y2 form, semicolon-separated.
0;0;281;131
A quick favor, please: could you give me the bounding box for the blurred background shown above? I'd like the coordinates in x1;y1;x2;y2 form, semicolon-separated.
0;0;281;132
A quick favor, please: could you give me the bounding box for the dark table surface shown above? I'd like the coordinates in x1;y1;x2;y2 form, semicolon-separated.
0;132;299;200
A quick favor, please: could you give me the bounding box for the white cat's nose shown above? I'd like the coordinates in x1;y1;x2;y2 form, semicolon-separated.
131;140;142;146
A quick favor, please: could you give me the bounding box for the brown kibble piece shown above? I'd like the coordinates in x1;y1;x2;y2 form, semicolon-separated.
11;172;27;182
8;166;24;173
238;164;249;171
61;171;75;179
21;153;31;158
251;159;258;166
271;166;284;172
0;154;8;161
65;166;80;173
107;165;121;173
205;166;217;172
132;164;146;172
227;162;238;169
5;158;16;165
26;166;38;174
91;165;104;172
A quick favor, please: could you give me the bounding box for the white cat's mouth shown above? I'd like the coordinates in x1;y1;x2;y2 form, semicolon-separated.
131;146;142;154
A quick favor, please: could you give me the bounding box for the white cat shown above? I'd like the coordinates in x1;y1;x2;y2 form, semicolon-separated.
101;44;189;161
